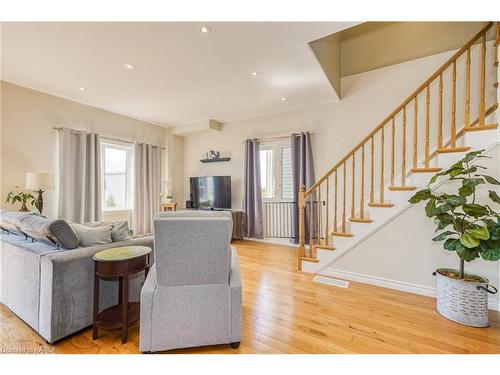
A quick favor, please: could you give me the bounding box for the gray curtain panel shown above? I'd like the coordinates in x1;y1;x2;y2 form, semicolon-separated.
291;132;316;244
133;142;162;235
242;139;263;239
58;128;102;223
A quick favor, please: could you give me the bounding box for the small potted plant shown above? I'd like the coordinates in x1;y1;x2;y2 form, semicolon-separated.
409;150;499;327
6;186;36;212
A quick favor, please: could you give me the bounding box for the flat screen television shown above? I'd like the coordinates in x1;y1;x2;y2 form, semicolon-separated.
190;176;231;209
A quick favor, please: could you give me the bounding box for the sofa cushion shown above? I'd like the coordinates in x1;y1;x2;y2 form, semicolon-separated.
71;223;113;247
0;210;31;235
17;214;79;249
85;220;132;242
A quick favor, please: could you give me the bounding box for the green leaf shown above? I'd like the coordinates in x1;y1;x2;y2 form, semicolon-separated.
443;238;461;251
462;149;485;163
460;233;480;248
425;198;436;217
453;218;472;233
481;175;500;185
408;189;432;204
489;190;500;205
434;213;454;230
479;240;500;261
480;248;500;261
432;231;456;241
456;246;479;262
466;226;490;240
462;203;489;218
458;184;474;197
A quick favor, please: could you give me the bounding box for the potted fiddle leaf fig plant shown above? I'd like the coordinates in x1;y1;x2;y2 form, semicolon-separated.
409;149;499;327
6;186;36;212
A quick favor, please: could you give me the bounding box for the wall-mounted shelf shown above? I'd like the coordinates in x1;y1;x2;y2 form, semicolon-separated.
200;157;231;163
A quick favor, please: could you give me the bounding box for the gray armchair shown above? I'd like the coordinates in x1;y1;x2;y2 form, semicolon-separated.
139;211;242;353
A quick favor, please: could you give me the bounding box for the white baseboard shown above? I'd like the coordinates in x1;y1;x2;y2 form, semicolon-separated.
320;268;500;312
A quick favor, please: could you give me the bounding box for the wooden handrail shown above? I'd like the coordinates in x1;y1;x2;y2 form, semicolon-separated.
305;21;494;196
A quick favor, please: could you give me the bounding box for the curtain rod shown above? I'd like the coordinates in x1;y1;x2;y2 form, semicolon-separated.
242;132;314;143
53;126;166;150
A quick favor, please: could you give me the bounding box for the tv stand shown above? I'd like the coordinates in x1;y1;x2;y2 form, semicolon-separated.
187;208;243;240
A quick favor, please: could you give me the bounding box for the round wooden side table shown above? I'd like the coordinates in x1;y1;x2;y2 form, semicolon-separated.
92;245;151;344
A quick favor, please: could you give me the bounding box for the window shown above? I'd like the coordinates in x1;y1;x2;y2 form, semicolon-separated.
260;140;293;201
101;142;134;210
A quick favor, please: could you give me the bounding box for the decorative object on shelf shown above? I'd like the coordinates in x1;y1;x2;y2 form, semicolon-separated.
409;149;499;327
209;150;220;159
25;172;54;214
6;186;36;212
160;180;173;203
199;150;231;163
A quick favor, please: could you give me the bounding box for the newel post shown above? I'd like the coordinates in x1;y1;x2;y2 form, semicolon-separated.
297;184;306;271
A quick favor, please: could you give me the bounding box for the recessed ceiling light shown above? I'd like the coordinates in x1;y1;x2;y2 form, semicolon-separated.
79;87;86;91
281;97;287;101
124;63;135;70
200;26;211;33
252;71;259;76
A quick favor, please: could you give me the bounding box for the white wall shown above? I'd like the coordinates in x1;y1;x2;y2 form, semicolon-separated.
0;81;168;219
181;45;495;209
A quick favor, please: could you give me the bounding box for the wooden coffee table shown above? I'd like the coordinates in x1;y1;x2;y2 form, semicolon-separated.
92;246;152;343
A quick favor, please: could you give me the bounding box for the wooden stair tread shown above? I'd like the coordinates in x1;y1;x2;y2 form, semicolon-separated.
299;256;319;263
349;217;373;223
315;244;336;251
388;186;417;191
368;202;394;208
464;124;498;132
411;167;442;173
436;146;471;153
331;231;354;237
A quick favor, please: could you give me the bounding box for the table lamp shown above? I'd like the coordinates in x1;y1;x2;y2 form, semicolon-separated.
26;172;54;215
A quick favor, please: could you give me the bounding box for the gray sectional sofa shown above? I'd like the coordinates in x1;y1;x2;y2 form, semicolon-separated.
0;210;153;343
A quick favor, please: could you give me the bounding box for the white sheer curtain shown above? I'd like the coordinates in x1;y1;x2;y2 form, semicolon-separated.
58;127;102;223
132;142;162;235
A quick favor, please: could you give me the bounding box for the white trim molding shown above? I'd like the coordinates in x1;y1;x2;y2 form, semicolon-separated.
320;268;500;312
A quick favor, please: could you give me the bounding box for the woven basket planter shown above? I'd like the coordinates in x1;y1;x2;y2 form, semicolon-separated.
435;268;497;327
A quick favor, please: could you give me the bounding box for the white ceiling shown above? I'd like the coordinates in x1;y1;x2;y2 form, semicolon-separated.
1;22;357;127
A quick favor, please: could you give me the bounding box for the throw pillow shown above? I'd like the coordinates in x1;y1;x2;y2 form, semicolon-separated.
71;223;113;247
85;221;132;242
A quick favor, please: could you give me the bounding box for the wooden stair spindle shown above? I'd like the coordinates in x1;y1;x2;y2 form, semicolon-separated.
413;96;418;169
334;169;338;232
370;136;375;205
424;85;430;168
380;126;385;203
342;162;347;233
438;73;443;147
325;176;329;246
317;184;322;245
309;195;313;256
390;117;395;187
479;33;486;127
360;144;365;219
402;107;407;186
351;153;355;219
451;61;457;147
465;48;471;129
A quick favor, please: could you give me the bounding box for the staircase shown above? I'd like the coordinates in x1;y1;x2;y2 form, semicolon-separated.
298;22;500;273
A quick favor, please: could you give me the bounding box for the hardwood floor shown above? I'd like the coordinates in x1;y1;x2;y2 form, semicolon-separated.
1;240;500;354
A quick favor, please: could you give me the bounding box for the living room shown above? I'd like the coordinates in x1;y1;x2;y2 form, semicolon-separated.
1;1;500;373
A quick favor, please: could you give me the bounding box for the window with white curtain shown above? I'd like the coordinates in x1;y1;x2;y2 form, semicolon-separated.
259;139;293;201
101;141;134;210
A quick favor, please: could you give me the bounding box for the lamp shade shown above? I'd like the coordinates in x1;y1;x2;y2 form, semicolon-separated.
26;172;54;190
